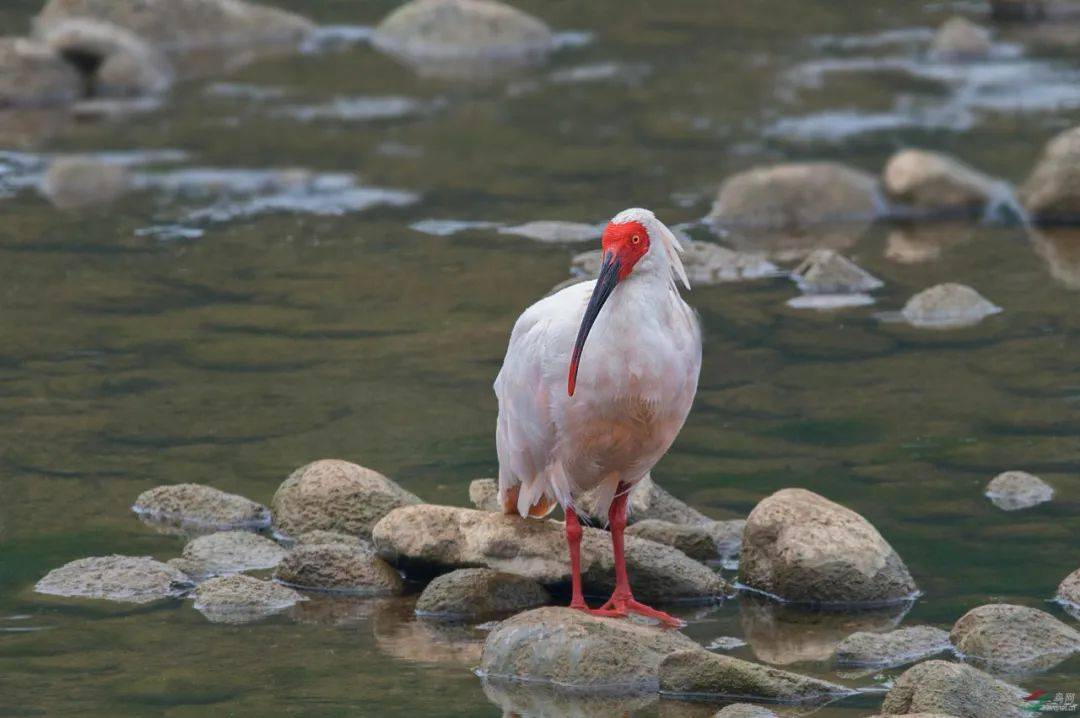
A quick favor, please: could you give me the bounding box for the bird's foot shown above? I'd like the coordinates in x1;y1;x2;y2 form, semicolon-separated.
572;596;685;628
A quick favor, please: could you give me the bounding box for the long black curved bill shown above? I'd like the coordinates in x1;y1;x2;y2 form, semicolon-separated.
568;252;621;396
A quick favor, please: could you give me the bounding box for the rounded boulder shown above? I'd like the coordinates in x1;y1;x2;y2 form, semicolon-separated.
274;542;403;596
415;568;549;619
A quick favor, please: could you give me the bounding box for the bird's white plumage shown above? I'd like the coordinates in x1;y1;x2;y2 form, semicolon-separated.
494;209;702;520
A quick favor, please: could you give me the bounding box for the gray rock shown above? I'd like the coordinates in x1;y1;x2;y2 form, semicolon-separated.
193;574;302;623
271;459;421;541
950;604;1080;672
373;504;728;602
626;519;717;562
133;483;270;531
985;471;1053;511
468;478;501;512
499;220;600;243
879;660;1027;717
274;542;403;596
179;531;286;578
36;18;173;97
834;625;952;668
658;649;853;702
372;0;554;79
480;606;701;691
1020;125;1080;222
1057;568;1080;618
34;0;315;78
931;17;993;60
883;149;999;215
790;249;883;295
0;37;81;108
900;283;1002;329
573;239;779;286
415;568;549;619
713;705;778;718
40;155;130;209
710;163;880;230
740;488;917;606
35;555;193;604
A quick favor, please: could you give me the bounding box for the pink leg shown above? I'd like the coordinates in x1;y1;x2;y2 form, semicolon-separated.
593;484;685;628
564;506;588;610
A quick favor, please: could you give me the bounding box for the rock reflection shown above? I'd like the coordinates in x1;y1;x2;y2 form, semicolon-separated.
884;222;974;264
1030;227;1080;289
289;592;398;627
372;600;486;667
739;593;910;666
481;677;656;718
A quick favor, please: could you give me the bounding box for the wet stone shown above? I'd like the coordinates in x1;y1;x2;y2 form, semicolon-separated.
271;459;421;541
468;478;501;512
179;531;286;578
658;649;853;703
880;660;1027;718
1057;568;1080;619
480;606;701;692
626;519;717;562
373;504;728;602
834;625;952;668
415;568;549;619
292;530;370;549
900;283;1002;329
985;470;1053;511
274;542;404;596
931;17;993;60
40;155;130;209
133;483;270;532
372;0;555;79
35;555;193;604
739;488;917;606
790;249;882;294
193;574;303;624
1020;125;1080;222
499;220;601;243
950;603;1080;673
882;148;1000;216
0;37;81;108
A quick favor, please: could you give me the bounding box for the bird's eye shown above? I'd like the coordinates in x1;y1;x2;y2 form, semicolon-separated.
631;234;641;244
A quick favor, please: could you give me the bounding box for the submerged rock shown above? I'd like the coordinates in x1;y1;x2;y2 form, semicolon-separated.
179;531;286;578
900;283;1002;329
34;0;315;78
931;17;993;60
35;555;192;604
985;470;1053;511
373;504;728;602
658;649;853;703
572;238;778;285
40;155;130;209
950;604;1080;672
480;606;700;691
274;542;403;596
468;478;501;512
133;483;270;531
372;0;554;79
879;660;1026;717
271;459;421;540
790;249;882;294
1021;125;1080;223
36;18;173;97
714;705;778;718
740;488;917;606
709;163;880;231
499;220;600;243
883;149;999;216
415;568;549;619
0;38;81;108
481;679;657;718
834;625;952;668
626;520;717;562
193;574;302;624
1057;568;1080;619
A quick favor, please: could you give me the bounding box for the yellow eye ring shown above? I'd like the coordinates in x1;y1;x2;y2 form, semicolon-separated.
631;234;641;244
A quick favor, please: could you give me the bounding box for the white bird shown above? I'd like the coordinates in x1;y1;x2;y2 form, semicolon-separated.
494;207;702;626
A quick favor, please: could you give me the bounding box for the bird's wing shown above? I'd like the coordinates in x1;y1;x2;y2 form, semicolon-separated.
494;281;593;514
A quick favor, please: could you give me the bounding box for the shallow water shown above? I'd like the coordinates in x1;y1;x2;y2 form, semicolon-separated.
1;1;1079;716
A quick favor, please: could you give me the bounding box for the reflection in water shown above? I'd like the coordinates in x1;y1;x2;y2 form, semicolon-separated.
373;601;486;667
739;593;910;666
884;222;976;264
1030;227;1080;289
481;677;656;718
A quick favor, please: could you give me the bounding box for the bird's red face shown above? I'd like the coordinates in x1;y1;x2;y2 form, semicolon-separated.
567;220;651;396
